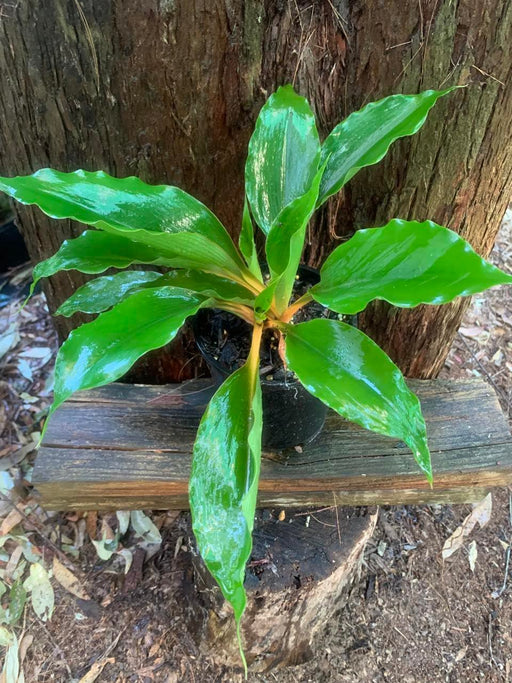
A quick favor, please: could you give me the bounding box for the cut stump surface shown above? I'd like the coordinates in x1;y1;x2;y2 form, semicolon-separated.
185;506;378;672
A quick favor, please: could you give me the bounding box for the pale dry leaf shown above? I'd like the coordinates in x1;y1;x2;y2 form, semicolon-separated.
130;511;161;545
455;647;467;662
442;493;492;560
468;540;478;572
100;517;116;541
5;545;23;580
18;347;51;360
116;511;130;536
18;633;33;666
0;633;19;683
0;323;20;360
471;493;492;528
0;625;13;647
0;508;23;536
86;511;98;539
78;657;115;683
52;557;90;600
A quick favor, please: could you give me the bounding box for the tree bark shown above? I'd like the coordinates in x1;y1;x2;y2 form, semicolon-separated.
1;0;511;380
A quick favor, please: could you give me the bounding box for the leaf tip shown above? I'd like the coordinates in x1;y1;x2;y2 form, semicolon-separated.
236;618;248;678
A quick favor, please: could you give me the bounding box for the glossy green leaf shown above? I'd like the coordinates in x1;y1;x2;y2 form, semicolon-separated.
245;84;321;235
50;287;205;419
283;319;432;481
190;334;263;660
239;199;263;282
317;88;455;206
30;229;171;297
312;219;512;315
56;268;255;318
0;169;248;278
266;164;324;313
254;278;280;321
155;270;256;305
56;271;163;317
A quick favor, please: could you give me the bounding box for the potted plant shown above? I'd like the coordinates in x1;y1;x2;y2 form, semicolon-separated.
1;85;511;670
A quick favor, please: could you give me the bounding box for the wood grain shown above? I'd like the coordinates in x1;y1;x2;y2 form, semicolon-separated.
32;377;512;510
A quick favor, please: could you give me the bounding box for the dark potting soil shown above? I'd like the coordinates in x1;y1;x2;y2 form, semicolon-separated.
196;272;355;383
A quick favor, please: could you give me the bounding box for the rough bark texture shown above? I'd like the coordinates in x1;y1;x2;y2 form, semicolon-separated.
0;0;511;379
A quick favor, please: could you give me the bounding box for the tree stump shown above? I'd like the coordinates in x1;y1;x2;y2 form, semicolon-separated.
184;506;378;673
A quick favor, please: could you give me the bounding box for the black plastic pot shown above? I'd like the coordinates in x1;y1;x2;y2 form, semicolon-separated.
192;265;331;450
0;218;29;272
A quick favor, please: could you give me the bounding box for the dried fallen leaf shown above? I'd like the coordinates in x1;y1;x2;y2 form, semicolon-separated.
78;657;115;683
442;493;492;560
468;540;478;572
471;493;492;528
0;508;23;535
18;347;52;361
18;633;34;666
0;323;20;361
455;646;467;662
52;557;90;600
5;545;24;580
0;632;19;683
0;626;13;647
130;511;161;545
86;511;98;539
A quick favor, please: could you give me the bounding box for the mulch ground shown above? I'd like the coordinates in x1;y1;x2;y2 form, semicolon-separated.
0;213;511;682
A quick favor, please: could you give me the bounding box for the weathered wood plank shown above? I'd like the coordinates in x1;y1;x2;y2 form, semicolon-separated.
32;378;512;510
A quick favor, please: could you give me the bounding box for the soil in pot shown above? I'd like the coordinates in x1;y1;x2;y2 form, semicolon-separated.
193;266;356;450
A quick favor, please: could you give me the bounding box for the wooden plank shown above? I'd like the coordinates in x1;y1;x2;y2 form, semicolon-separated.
32;378;512;510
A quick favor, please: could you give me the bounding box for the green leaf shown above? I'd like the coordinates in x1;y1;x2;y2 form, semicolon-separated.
56;270;163;317
254;279;280;321
7;580;26;625
239;199;263;282
0;169;248;279
154;270;256;305
283;319;432;481
312;219;512;314
190;334;263;646
50;287;205;418
29;230;171;298
317;88;455;206
23;563;54;622
245;84;321;235
57;267;255;318
266;164;324;313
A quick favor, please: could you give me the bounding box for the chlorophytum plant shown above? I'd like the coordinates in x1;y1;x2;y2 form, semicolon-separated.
1;85;511;668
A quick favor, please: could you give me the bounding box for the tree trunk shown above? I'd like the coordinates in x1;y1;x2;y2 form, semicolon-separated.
1;0;511;380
